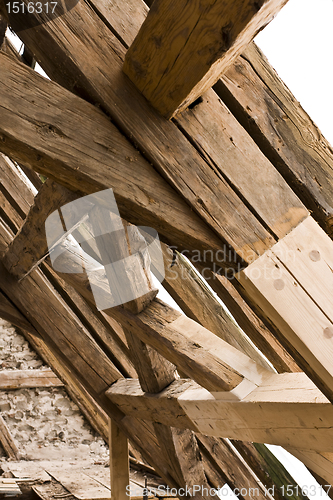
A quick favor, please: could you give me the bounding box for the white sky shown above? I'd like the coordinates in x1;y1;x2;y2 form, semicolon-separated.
255;0;333;145
5;1;333;496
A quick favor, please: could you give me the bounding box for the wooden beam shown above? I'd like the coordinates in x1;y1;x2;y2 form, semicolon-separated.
107;373;333;452
123;0;289;118
3;179;78;278
4;7;276;265
237;216;333;402
109;419;129;500
216;42;333;237
0;414;20;460
0;368;63;389
160;245;273;371
0;290;38;334
195;264;301;374
0;52;239;272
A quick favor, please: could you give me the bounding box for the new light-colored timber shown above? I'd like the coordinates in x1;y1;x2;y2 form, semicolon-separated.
107;373;333;452
237;215;333;402
123;0;289;118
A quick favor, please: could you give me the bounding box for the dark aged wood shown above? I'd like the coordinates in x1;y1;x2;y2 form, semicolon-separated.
0;51;241;272
123;0;289;118
3;2;276;264
216;42;333;237
3;180;78;278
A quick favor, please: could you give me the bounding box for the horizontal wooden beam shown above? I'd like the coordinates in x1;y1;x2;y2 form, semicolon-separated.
0;368;63;389
123;0;289;118
107;373;333;452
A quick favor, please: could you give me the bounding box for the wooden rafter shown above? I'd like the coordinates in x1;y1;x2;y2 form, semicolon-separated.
123;0;289;118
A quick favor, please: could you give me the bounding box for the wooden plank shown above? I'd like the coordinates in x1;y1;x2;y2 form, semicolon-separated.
107;374;333;452
195;264;301;373
5;7;276;265
109;420;130;500
0;52;237;272
0;261;121;397
237;216;333;402
216;42;333;237
123;0;289;118
0;368;63;389
3;179;78;278
0;413;20;460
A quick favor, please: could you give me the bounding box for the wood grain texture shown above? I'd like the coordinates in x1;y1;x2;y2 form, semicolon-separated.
238;216;333;402
0;414;20;460
161;245;272;370
175;88;308;240
107;375;333;451
195;263;301;374
0;290;37;333
3;179;78;278
0;52;240;271
109;420;129;500
216;42;333;236
123;0;289;118
0;369;62;389
5;5;276;264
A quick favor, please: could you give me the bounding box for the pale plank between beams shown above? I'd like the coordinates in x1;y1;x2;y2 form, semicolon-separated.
237;216;333;402
123;0;289;118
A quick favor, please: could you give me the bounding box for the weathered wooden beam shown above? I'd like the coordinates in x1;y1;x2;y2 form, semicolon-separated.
123;0;289;118
0;368;63;389
174;87;308;240
109;419;129;500
0;52;238;272
0;290;37;334
3;179;78;278
0;414;20;460
4;6;276;265
160;244;272;370
107;374;333;452
0;154;35;217
237;216;333;402
216;42;333;237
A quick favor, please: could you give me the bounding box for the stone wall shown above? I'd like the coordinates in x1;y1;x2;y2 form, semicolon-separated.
0;319;109;462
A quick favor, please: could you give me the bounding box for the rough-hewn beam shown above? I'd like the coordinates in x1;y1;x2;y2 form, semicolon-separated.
0;368;62;389
3;179;78;278
0;414;20;460
238;216;333;403
0;51;239;271
123;0;289;118
107;374;333;452
216;42;333;237
0;290;37;333
3;5;276;265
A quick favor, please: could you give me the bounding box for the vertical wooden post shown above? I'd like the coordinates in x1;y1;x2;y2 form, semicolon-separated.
109;418;129;500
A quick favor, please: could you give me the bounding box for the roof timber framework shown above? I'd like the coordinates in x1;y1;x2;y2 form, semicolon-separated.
0;0;333;498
